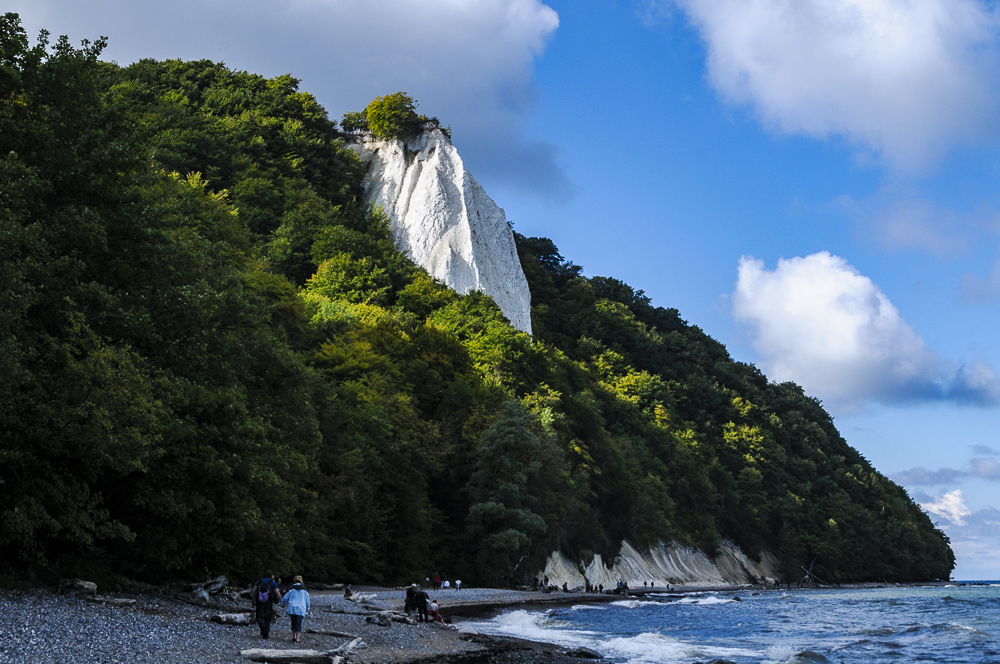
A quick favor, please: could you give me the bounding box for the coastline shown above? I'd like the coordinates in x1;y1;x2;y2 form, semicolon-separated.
0;581;962;664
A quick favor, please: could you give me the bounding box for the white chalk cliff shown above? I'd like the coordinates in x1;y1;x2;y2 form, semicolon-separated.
541;540;780;589
347;128;532;333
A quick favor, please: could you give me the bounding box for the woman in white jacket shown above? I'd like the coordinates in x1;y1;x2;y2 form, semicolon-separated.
280;576;311;643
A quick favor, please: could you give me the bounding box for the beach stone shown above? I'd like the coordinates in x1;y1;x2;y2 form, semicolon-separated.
565;646;603;659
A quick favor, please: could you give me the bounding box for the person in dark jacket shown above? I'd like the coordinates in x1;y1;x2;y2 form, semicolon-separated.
252;574;280;638
413;586;429;623
404;584;417;616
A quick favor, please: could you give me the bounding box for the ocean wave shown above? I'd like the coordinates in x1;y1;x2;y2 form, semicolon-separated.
459;609;599;647
611;600;661;609
570;604;607;611
463;608;759;664
602;631;754;664
859;627;896;637
762;645;831;664
675;595;735;605
857;621;990;641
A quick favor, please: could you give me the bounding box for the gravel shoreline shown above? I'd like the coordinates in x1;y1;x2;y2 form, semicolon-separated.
0;585;606;664
2;581;918;663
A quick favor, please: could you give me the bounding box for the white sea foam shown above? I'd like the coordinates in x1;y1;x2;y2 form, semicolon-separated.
461;609;598;648
602;632;756;663
611;600;660;608
762;643;806;663
570;604;607;611
675;596;735;605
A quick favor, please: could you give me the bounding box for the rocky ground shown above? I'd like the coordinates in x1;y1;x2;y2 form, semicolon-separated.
0;585;606;664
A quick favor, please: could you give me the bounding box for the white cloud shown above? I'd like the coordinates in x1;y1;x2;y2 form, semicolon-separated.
921;497;1000;578
8;0;567;197
670;0;1000;170
732;252;1000;408
922;489;973;526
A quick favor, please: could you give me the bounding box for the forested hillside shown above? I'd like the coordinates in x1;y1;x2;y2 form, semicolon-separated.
0;15;954;586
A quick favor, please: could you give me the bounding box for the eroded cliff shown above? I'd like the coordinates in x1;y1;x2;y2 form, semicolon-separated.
348;128;533;333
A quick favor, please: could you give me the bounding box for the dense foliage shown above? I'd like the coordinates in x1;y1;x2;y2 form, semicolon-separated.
0;15;954;586
341;92;436;140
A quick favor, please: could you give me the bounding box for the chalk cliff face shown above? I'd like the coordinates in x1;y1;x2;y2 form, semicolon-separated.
541;540;780;589
348;128;532;333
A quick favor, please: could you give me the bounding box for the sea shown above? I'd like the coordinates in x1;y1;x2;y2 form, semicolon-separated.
460;583;1000;663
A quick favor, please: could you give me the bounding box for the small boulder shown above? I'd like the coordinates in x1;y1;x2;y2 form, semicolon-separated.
565;646;603;659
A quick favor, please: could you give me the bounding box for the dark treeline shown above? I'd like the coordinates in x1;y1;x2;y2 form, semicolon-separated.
0;15;953;587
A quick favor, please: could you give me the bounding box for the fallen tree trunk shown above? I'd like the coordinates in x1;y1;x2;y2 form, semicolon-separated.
239;649;341;664
304;628;360;639
87;596;137;607
330;638;366;656
185;575;228;594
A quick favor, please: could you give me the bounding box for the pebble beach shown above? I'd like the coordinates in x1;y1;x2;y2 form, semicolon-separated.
0;585;608;664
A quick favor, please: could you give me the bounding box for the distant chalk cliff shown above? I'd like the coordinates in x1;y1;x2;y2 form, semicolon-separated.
347;127;533;333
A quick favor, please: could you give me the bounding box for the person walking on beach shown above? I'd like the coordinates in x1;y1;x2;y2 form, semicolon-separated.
252;574;280;639
280;575;311;643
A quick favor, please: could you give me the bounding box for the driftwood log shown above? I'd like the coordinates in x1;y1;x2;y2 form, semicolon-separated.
184;575;228;594
87;596;137;607
365;612;393;627
240;639;364;664
58;579;97;597
330;638;365;655
304;628;360;639
211;612;254;625
239;649;341;664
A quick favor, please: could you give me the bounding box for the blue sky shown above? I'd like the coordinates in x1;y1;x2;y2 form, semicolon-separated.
12;0;1000;579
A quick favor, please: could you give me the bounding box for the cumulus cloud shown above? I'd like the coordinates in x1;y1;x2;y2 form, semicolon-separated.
922;489;973;526
732;252;1000;408
670;0;1000;170
8;0;568;197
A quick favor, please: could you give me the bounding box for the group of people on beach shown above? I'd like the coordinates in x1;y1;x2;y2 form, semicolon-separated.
427;572;460;591
251;571;311;642
404;583;446;623
252;571;455;644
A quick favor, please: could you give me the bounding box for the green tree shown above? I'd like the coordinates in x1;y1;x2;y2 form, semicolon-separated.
363;92;425;140
466;401;548;583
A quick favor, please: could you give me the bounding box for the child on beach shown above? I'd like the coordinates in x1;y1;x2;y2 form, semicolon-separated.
280;575;311;643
